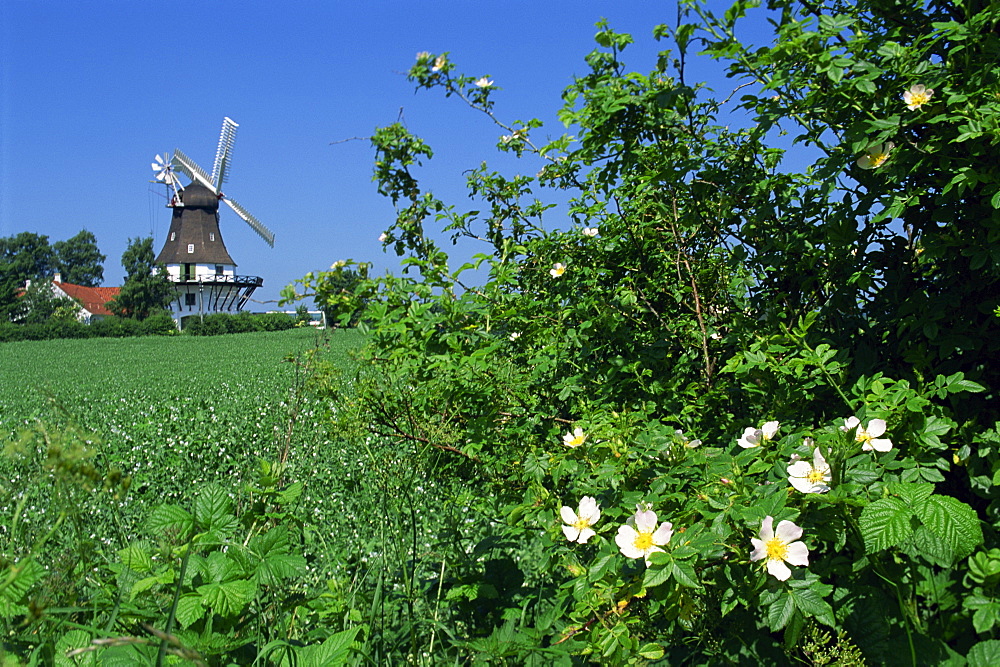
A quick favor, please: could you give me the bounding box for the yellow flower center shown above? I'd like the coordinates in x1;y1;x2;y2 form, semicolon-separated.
567;434;585;446
765;537;788;561
855;430;872;446
633;531;655;551
806;469;827;484
573;517;592;530
869;152;889;168
909;91;931;108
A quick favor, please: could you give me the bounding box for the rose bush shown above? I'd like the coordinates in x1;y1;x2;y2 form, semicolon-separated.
285;0;1000;662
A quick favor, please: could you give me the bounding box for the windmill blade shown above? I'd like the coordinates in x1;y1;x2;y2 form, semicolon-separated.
151;153;173;180
151;153;167;175
225;197;275;247
212;117;239;190
172;148;217;193
151;153;183;199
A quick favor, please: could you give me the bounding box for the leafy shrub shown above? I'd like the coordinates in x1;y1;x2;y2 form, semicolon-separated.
90;315;142;338
139;309;178;335
0;318;93;341
252;312;297;332
184;312;296;336
282;2;1000;663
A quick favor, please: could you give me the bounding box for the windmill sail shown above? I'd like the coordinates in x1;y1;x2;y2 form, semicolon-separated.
212;117;239;189
225;197;275;247
171;149;215;191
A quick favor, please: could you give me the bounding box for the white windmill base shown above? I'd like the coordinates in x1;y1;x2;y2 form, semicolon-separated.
163;263;263;329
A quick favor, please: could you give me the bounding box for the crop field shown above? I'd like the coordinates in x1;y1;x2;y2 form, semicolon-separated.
0;328;484;663
2;330;356;551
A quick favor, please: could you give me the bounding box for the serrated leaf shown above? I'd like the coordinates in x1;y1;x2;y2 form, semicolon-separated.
638;643;665;659
972;602;1000;634
907;525;955;567
248;525;290;558
968;640;1000;667
0;596;26;619
129;571;173;602
201;550;248;584
859;497;913;553
95;644;158;665
446;583;479;602
256;553;308;587
892;482;935;507
174;593;206;629
0;557;46;603
767;591;796;630
643;563;671;589
671;560;701;589
196;578;256;617
789;587;835;627
117;541;154;574
54;629;94;667
147;505;194;542
913;494;983;560
193;484;238;538
294;626;362;665
277;480;304;505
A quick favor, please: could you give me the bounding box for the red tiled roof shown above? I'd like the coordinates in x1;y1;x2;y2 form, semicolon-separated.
55;282;120;317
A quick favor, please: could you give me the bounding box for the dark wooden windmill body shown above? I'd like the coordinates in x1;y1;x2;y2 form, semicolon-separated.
151;118;274;326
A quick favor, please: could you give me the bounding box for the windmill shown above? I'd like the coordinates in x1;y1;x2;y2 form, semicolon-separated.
150;117;274;327
152;117;275;247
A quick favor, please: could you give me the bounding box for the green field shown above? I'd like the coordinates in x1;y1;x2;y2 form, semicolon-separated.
2;329;359;536
0;329;480;664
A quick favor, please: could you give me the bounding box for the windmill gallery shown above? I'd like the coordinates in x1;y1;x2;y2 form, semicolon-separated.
151;118;276;328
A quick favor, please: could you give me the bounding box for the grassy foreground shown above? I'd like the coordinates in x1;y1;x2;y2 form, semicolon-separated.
0;328;484;664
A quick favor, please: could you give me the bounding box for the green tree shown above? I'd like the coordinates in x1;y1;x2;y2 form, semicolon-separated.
53;229;105;287
109;237;174;320
0;232;56;321
315;265;367;327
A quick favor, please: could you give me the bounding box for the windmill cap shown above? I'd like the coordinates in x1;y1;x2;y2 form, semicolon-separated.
180;183;220;210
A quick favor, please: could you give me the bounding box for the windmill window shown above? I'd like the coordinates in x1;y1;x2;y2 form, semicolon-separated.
170;232;176;241
187;243;195;253
215;265;223;275
210;233;215;242
185;293;196;306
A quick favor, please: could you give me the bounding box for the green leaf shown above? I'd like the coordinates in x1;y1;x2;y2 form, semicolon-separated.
892;482;935;507
117;541;154;574
277;480;304;505
174;593;206;629
766;591;796;631
256;552;308;587
96;645;158;666
638;643;665;660
54;630;95;667
193;484;238;538
196;578;257;618
248;525;291;557
670;560;701;589
972;601;1000;634
968;640;1000;667
913;494;983;561
129;571;172;601
906;525;954;567
859;497;913;553
0;557;45;605
147;505;194;543
295;626;362;665
643;563;671;589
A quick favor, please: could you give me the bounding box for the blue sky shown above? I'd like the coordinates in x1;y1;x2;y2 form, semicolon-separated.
0;1;758;307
